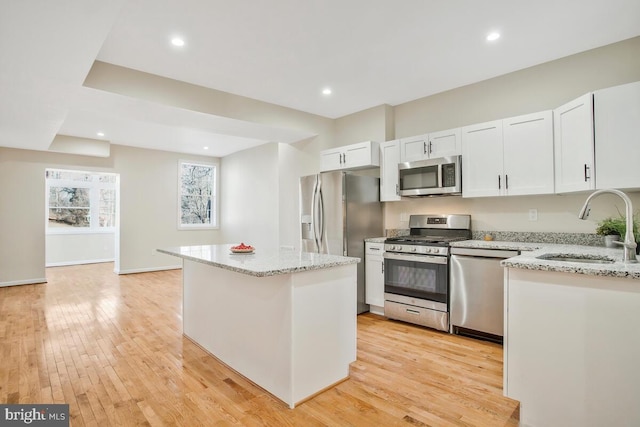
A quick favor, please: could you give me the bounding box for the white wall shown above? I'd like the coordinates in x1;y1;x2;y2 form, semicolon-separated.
46;233;115;266
112;145;221;273
220;143;280;250
0;145;222;285
384;192;640;234
387;36;640;233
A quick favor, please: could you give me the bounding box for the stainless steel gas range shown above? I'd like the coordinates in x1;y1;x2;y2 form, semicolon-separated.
383;214;471;331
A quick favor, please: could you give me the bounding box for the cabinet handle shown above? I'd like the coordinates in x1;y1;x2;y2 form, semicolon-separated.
423;141;427;154
428;141;433;154
396;184;399;195
498;175;501;190
584;164;590;182
381;261;384;274
505;174;509;189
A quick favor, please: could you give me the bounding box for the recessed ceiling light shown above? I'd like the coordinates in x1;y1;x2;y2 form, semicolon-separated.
96;132;105;137
203;146;209;150
487;32;501;42
322;88;332;95
171;37;185;47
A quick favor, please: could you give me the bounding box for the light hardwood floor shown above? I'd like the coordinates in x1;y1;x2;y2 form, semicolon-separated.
0;263;519;426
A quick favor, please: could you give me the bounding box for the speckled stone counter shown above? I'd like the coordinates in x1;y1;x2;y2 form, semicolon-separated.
158;244;360;277
451;240;544;252
501;244;640;280
452;240;640;280
364;237;386;243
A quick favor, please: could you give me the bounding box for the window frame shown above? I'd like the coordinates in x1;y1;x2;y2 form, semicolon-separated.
45;169;118;235
178;159;219;230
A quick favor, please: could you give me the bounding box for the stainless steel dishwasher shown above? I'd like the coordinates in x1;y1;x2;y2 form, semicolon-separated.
449;247;519;342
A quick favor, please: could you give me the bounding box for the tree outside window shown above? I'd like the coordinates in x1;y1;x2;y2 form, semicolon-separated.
46;169;117;233
179;161;218;229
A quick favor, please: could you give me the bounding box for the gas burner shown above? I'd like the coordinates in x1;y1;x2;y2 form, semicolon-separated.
384;214;471;254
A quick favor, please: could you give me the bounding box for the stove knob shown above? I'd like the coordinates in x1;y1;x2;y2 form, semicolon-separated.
424;248;431;253
411;247;417;252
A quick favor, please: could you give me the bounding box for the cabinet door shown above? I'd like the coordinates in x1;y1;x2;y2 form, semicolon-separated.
503;111;554;196
365;243;385;308
428;128;461;158
461;120;504;197
380;140;401;202
320;148;344;172
399;134;429;163
594;81;640;189
343;141;379;169
553;93;595;193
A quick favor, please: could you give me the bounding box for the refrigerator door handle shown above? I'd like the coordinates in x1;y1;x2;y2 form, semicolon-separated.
317;182;326;252
311;176;320;252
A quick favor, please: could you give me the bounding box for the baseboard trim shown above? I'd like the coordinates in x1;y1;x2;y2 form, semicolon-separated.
46;258;115;268
0;278;48;287
117;265;182;275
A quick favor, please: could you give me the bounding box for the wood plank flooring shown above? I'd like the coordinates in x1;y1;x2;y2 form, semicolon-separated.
0;263;519;426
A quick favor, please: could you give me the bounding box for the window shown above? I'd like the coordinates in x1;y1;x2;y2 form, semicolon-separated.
178;160;218;229
46;169;117;233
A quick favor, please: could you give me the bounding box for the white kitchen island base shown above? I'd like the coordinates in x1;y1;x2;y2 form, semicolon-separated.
182;258;357;408
504;267;640;427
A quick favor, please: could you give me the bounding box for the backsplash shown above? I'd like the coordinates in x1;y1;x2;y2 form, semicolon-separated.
386;229;605;247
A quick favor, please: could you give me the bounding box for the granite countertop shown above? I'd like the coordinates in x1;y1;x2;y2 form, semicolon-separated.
501;244;640;280
158;245;360;277
364;237;386;243
451;240;544;251
452;239;640;280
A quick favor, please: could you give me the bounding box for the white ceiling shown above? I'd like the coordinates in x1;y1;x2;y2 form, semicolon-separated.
1;0;639;157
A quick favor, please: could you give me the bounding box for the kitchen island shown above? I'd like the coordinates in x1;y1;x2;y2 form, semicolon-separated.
498;245;640;427
158;245;360;408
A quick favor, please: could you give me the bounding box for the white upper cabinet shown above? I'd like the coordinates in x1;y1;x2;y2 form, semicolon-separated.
462;112;554;198
428;128;462;158
502;111;554;196
399;128;461;163
399;134;429;163
553;93;595;193
461;120;504;197
379;140;401;202
594;81;640;190
320;141;380;172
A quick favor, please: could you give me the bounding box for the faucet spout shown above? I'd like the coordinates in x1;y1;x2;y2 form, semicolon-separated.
579;189;638;263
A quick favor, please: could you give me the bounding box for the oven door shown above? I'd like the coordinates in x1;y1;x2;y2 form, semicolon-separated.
383;252;448;310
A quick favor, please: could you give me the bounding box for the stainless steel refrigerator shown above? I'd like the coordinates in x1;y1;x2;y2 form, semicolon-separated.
300;171;383;314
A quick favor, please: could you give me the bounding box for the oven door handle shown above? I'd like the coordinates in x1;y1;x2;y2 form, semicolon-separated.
383;252;448;265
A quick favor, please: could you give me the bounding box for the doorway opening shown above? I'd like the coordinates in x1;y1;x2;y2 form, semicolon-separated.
45;169;120;270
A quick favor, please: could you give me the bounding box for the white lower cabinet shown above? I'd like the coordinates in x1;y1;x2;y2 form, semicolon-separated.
365;242;384;315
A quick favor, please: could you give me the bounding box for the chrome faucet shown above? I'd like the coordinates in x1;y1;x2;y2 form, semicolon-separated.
579;189;638;263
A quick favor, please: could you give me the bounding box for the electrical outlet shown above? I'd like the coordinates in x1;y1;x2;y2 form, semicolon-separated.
151;248;157;256
528;209;538;221
400;212;409;222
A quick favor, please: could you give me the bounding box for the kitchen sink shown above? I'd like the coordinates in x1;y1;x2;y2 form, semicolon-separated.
536;254;615;264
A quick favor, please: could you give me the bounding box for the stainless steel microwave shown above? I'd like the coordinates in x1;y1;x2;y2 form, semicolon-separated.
398;155;462;197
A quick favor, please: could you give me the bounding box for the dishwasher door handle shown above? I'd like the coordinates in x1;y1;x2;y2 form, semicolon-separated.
450;248;519;258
